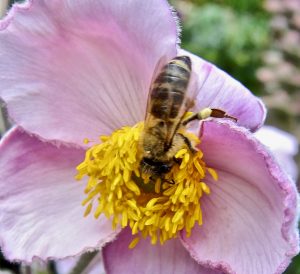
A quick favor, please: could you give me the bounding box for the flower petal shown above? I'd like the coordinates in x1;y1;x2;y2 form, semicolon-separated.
180;121;299;274
0;128;117;262
103;228;222;274
255;125;299;181
0;0;177;145
179;49;266;131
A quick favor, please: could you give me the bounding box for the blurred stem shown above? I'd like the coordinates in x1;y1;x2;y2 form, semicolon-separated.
69;251;98;274
0;0;8;18
82;252;104;274
0;108;10;133
0;0;9;135
48;260;58;274
21;266;31;274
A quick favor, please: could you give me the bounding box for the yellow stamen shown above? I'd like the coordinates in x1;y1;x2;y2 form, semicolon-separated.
208;167;218;181
76;122;218;247
129;237;140;249
83;138;90;144
84;202;93;217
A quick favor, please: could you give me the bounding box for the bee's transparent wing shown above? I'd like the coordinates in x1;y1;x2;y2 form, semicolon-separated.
181;68;203;133
144;55;169;120
185;69;200;111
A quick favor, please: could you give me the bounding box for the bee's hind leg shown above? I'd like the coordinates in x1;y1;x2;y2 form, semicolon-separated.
182;108;237;125
209;108;238;122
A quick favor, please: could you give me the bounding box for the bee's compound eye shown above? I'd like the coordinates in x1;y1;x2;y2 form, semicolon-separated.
141;158;172;175
158;121;165;127
159;164;171;173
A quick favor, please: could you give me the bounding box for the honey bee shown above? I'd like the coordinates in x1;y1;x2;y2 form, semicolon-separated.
139;56;236;182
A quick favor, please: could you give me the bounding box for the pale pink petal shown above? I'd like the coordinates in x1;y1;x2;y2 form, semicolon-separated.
255;126;299;181
0;128;117;262
181;121;299;274
179;49;266;131
0;0;177;145
103;228;222;274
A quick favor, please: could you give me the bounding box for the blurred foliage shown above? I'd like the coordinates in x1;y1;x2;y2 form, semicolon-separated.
287;252;300;274
179;0;265;13
0;251;20;274
171;1;270;95
258;0;300;144
9;0;21;6
260;1;300;270
9;0;17;7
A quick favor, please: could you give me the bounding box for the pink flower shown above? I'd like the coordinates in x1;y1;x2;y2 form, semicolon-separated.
0;1;298;273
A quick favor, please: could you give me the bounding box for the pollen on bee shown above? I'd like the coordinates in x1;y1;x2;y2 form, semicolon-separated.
75;122;217;248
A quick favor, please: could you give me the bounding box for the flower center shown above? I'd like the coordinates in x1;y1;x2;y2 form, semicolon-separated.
76;122;217;248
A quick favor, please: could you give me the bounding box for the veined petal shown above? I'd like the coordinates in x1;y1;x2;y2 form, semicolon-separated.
179;49;266;132
0;128;117;262
181;121;299;274
103;228;222;274
0;0;177;146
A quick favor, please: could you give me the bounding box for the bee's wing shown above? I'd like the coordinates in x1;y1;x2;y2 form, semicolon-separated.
185;69;199;109
182;69;202;134
164;64;201;146
164;82;196;147
174;67;199;120
144;56;169;120
144;55;198;147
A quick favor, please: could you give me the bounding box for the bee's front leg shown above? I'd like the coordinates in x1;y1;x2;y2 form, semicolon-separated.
176;133;196;153
182;108;237;125
163;179;176;185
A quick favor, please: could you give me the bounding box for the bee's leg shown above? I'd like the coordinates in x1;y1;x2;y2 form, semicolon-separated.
182;108;237;125
163;179;176;185
173;156;182;165
177;133;197;153
210;108;238;122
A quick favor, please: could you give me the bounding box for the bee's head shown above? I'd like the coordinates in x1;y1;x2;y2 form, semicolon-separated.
140;157;172;176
